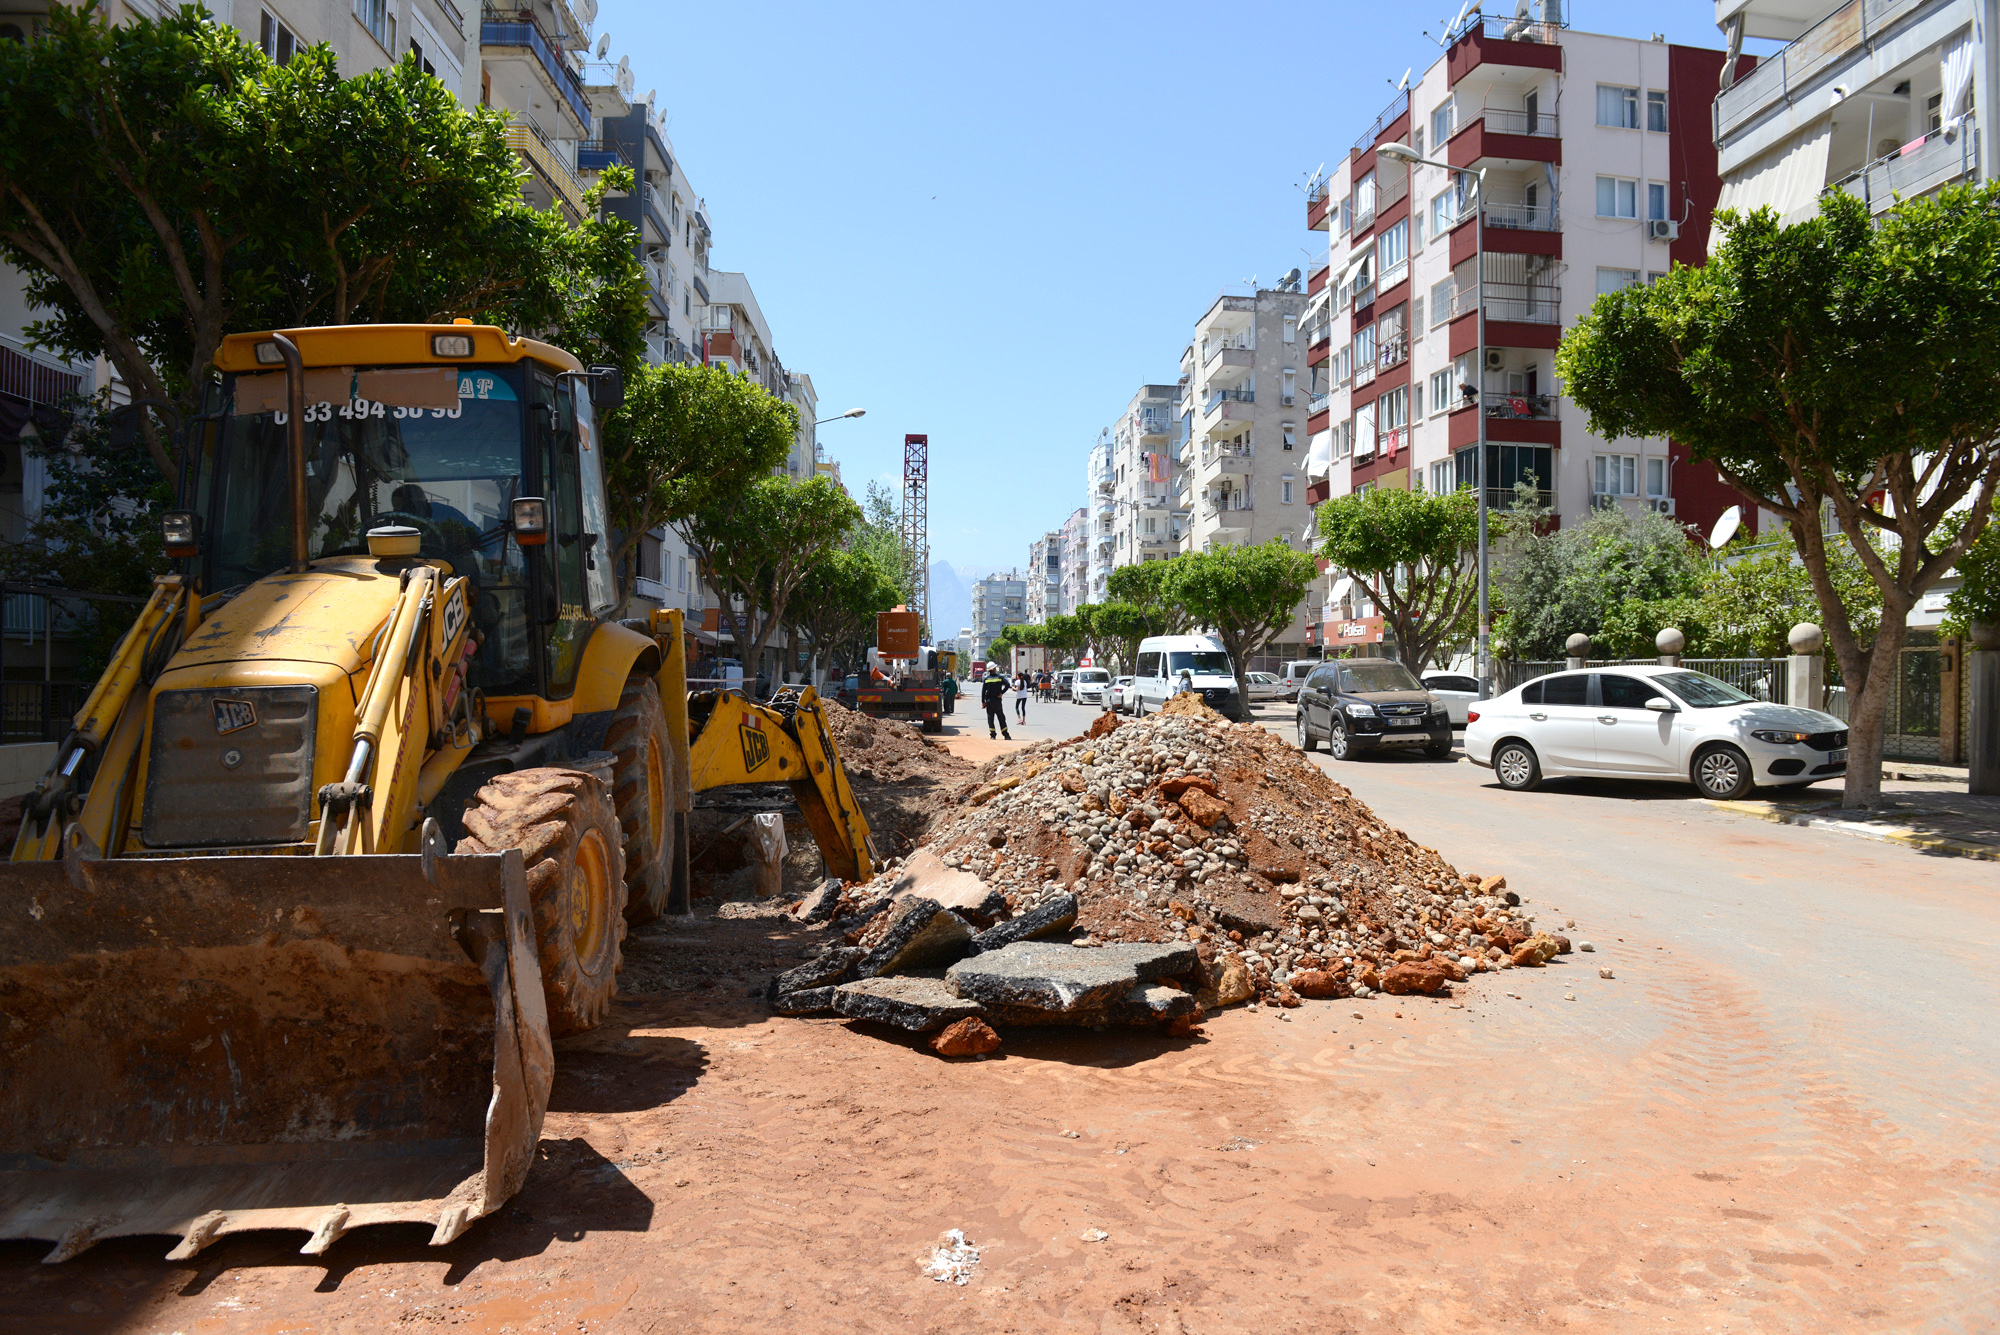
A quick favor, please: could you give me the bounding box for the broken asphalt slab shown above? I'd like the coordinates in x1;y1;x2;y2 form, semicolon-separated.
831;975;988;1032
945;940;1200;1013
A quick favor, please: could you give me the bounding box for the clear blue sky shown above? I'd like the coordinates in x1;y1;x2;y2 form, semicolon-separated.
595;1;1739;580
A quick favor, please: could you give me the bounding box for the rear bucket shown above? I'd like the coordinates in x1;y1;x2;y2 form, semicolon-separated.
0;843;552;1262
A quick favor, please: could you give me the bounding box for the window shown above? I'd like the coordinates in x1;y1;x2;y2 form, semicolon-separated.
639;533;664;582
1429;368;1453;415
1596;267;1642;295
354;0;393;48
1282;369;1296;405
1541;674;1589;706
1646;456;1668;497
1282;424;1297;450
1283;315;1297;344
1647;270;1667;285
1457;443;1553;496
1412;129;1425;159
1353;169;1376;220
1377;219;1409;284
1413;211;1425;250
408;38;435;77
1144;516;1158;534
1352;325;1375;370
1379;385;1409;437
1432;97;1455;145
1597;84;1639;128
1431;188;1458;237
1596;175;1638;218
1429;459;1454;493
1647;89;1669;132
1594;453;1639;496
1928;91;1944;133
1430;277;1454;325
1354;401;1377;457
260;10;299;63
1648;182;1668;220
1600;674;1665;709
1281;479;1296;504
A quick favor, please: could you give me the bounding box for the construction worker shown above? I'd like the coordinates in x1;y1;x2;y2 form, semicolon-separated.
941;668;958;716
981;662;1012;740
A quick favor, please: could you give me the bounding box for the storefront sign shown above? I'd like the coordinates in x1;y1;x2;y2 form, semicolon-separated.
1324;616;1385;644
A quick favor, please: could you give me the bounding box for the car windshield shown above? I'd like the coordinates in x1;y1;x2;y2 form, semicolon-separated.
1339;662;1421;692
1168;651;1231;674
1653;670;1756;708
1079;670;1108;682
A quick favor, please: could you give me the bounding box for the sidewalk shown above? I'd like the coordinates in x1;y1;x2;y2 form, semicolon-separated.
1709;774;2000;861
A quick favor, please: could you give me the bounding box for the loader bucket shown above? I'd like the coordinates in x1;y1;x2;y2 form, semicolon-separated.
0;842;553;1262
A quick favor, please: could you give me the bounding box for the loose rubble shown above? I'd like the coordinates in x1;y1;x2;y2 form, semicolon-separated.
772;700;1575;1044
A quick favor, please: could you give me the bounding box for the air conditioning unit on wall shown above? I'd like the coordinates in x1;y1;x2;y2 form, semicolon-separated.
1484;349;1505;370
1648;219;1680;242
1648;496;1676;515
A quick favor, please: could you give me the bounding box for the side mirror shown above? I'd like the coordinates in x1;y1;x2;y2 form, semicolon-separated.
1644;696;1677;713
588;365;624;413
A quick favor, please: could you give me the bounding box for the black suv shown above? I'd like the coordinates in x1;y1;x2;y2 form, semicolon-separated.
1295;657;1453;761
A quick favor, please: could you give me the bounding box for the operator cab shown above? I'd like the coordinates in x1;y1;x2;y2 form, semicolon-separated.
188;325;623;703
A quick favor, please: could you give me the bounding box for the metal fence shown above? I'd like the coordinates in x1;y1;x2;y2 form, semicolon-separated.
1503;657;1788;699
0;681;89;744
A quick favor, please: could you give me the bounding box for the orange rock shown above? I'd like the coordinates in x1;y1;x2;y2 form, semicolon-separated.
1158;775;1220;799
930;1017;1002;1057
1380;960;1452;995
1086;711;1122;740
1180;789;1231;828
1289;969;1343;999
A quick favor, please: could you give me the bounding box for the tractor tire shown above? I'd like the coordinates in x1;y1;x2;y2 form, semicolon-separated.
456;768;626;1036
605;675;675;924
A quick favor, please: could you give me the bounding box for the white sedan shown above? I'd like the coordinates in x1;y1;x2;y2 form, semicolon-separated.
1421;671;1481;726
1243;671;1284;703
1109;676;1137;712
1463;665;1847;800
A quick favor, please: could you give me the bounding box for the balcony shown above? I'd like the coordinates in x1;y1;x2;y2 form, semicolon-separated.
1203;500;1255;530
1352;357;1377;390
1306;479;1331;505
1445;3;1565;86
1351;89;1411;160
1203;343;1254;379
1136;412;1173;437
1307;178;1336;230
1446;110;1563;170
1376;333;1409;373
1713;0;1933;150
481;9;592;133
1451;391;1561;446
1308;262;1331;295
1834;125;1981;214
503;124;584;219
1307;332;1332;367
1203;387;1255;415
575;139;630;175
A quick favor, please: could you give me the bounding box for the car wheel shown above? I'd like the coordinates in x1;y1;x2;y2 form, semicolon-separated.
1327;718;1355;761
1692;744;1755;800
1425;739;1453;760
1297;710;1317;752
1134;695;1145;718
1493;740;1541;791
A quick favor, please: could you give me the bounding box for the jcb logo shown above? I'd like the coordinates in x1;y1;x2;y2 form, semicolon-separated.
739;721;769;773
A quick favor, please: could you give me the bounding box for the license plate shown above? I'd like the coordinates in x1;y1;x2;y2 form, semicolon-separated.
1392;717;1420;727
1829;749;1847;764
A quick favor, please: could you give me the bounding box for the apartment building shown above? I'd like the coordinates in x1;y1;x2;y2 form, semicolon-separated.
970;573;1028;648
1058;507;1091;617
1104;384;1182;570
1302;9;1741;638
1027;529;1067;622
1086;438;1116;603
1712;0;1992;231
594;100;711;367
1176;287;1313;557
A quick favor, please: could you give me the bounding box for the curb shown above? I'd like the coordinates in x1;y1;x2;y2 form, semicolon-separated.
1706;799;2000;861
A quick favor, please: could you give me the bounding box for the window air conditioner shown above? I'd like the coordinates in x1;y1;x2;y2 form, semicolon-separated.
1589;492;1620;511
1484;349;1505;371
1648;219;1680;242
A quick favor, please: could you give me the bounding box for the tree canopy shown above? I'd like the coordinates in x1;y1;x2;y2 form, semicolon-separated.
1493;498;1701;661
1316;484;1481;674
678;474;861;672
1160;542;1317;713
1557;185;2000;805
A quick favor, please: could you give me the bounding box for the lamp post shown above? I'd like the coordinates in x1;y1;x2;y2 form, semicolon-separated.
813;408;866;425
1378;143;1489;694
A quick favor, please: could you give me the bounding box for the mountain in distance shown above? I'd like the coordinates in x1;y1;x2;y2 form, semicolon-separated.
927;560;972;645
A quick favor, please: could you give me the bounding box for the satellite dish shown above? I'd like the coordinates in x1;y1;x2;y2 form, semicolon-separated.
1708;504;1742;550
1395;67;1412;92
644;88;656;107
596;33;609;58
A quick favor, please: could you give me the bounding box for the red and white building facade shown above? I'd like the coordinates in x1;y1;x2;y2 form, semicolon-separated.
1301;12;1747;638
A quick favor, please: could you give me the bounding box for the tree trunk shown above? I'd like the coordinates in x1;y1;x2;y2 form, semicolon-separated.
1834;614;1906;809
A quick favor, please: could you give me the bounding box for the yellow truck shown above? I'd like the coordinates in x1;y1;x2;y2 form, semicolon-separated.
0;323;873;1263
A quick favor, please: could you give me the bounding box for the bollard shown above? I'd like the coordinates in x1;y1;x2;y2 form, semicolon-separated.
1971;623;2000;796
1786;622;1825;713
1565;633;1590;672
1656;627;1684;669
750;812;788;898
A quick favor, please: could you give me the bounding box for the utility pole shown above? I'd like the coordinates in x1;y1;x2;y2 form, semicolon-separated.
902;434;930;642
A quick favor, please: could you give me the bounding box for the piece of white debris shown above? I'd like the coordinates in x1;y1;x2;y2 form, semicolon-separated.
1061;1129;1080;1139
1564;992;1577;1001
1599;967;1615;979
1080;1228;1109;1243
920;1228;981;1285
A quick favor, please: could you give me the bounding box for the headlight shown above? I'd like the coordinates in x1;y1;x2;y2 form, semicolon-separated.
1344;701;1377;717
1751;729;1812;745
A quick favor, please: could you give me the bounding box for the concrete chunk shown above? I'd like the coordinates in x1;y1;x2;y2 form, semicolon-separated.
968;892;1079;955
886;849;1008;925
771;985;840;1015
792;877;846;924
767;946;864;1000
945;940;1200;1014
853;897;974;978
984;983;1201;1029
831;975;988;1032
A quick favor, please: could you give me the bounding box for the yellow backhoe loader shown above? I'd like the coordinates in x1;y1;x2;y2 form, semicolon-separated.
0;323;873;1263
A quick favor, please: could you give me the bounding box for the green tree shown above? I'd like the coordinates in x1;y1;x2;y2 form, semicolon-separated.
1089;601;1156;674
788;546;902;683
1945;495;2000;636
679;474;861;674
1602;538;1883;660
0;5;644;482
1107;559;1193;634
604;361;796;602
1316;485;1482;674
1160;541;1317;715
1493;499;1701;661
1558;186;2000;805
1041;611;1085;665
848;480;913;607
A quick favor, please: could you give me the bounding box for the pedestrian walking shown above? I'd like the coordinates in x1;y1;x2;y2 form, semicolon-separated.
941;669;958;716
1013;671;1029;724
981;662;1012;740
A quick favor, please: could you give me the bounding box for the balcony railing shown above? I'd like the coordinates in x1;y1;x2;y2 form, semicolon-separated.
1377;333;1409;372
503;123;584;218
481;11;592;130
1834;125;1981;214
1447;1;1565;46
1714;0;1925;143
575;139;631;174
1203;339;1251;364
1204;388;1255;413
1447;281;1561;324
1136;412;1172;435
1480;391;1557;420
1308;391;1332;416
1203;500;1255;521
1470;107;1559;138
1352;358;1378;390
1352;89;1411;159
1481;200;1559;231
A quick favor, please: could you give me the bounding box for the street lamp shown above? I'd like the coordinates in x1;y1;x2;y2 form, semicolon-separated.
1377;142;1492;695
814;408;866;425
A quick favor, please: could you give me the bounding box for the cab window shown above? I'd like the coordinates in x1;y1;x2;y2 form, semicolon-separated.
1541;674;1589;706
535;370;590;695
1599;674;1664;709
1136;651;1161;677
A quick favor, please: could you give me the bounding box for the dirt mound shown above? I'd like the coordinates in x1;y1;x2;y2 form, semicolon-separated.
820;699;976;862
840;710;1554;1006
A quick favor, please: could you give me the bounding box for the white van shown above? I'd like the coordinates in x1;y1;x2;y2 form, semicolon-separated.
1071;667;1112;706
1129;635;1242;719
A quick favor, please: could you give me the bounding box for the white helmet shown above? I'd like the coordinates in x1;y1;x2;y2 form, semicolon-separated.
986;662;1000;671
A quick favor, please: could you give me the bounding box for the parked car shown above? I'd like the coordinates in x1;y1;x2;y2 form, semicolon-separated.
1129;634;1241;718
1279;660;1322;702
1054;669;1075;698
1109;675;1137;712
1462;665;1847;800
1072;667;1112;706
1244;671;1284;703
1421;672;1482;727
834;674;861;707
1295;658;1453;761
